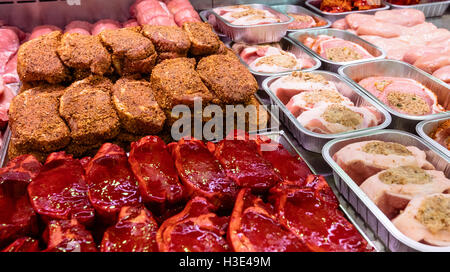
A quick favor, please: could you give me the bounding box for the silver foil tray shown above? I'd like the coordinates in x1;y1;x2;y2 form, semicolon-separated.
322;129;450;252
416;116;450;159
270;4;332;31
288;28;386;73
384;0;450;17
232;37;321;88
210;4;293;44
261;70;392;153
338;59;450;133
305;0;390;22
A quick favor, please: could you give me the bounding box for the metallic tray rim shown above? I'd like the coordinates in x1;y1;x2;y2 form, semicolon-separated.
416;116;450;159
261;70;392;140
338;59;450;122
232;37;322;78
288;29;387;66
305;0;390;16
251;129;379;252
210;3;294;29
270;4;332;31
384;0;450;7
322;129;450;252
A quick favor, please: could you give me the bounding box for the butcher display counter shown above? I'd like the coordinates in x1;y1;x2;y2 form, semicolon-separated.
0;0;449;253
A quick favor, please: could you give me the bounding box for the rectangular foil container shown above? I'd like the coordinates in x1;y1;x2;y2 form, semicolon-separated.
233;37;321;88
250;129;378;251
199;9;229;40
288;29;386;73
209;4;293;44
416;116;450;159
261;70;392;153
270;4;332;32
322;129;450;252
384;0;450;17
305;0;390;22
338;59;450;133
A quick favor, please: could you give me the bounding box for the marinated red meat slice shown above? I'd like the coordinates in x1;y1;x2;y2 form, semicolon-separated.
168;138;238;209
211;132;282;191
86;143;141;222
2;237;39;252
0;155;41;248
28;152;95;225
43;219;97;252
129;136;184;204
229;188;308;252
101;205;159;252
271;175;370;252
156;197;230;252
256;135;312;185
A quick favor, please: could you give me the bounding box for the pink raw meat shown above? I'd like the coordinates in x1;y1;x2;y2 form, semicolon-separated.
356;21;404;38
123;19;139;28
0;82;16;133
414;54;450;74
2;26;27;42
345;14;376;30
174;8;201;26
319;38;373;60
403;46;444;64
332;19;349;30
359;36;409;60
65;20;92;35
0;28;19;74
374;9;425;27
91;19;121;35
2;53;18;84
432;65;450;83
136;0;176;26
129;0;147;18
29;25;61;40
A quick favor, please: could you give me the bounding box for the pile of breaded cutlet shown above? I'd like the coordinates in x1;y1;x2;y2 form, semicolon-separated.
8;22;268;161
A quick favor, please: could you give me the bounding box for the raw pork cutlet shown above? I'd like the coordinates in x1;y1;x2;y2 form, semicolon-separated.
8;85;70;153
182;22;221;56
333;140;435;185
112;77;166;135
297;103;382;134
150;57;213;110
392;193;450;247
269;71;340;104
141;25;191;62
59;79;120;146
237;44;315;73
17;31;70;84
360;166;450;218
286;88;354;117
358;76;445;116
57;33;111;76
302;35;373;62
197;54;257;104
99;27;157;75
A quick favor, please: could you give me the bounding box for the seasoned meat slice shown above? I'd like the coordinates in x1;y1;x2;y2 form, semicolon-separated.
150;57;213;109
8;86;70;153
182;22;220;56
59;81;120;146
141;25;191;54
112;78;166;135
17;31;70;84
57;33;111;75
197;54;257;104
99;27;157;75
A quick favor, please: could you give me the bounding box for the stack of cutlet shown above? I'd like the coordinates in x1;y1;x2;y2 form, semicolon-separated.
10;22;268;161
